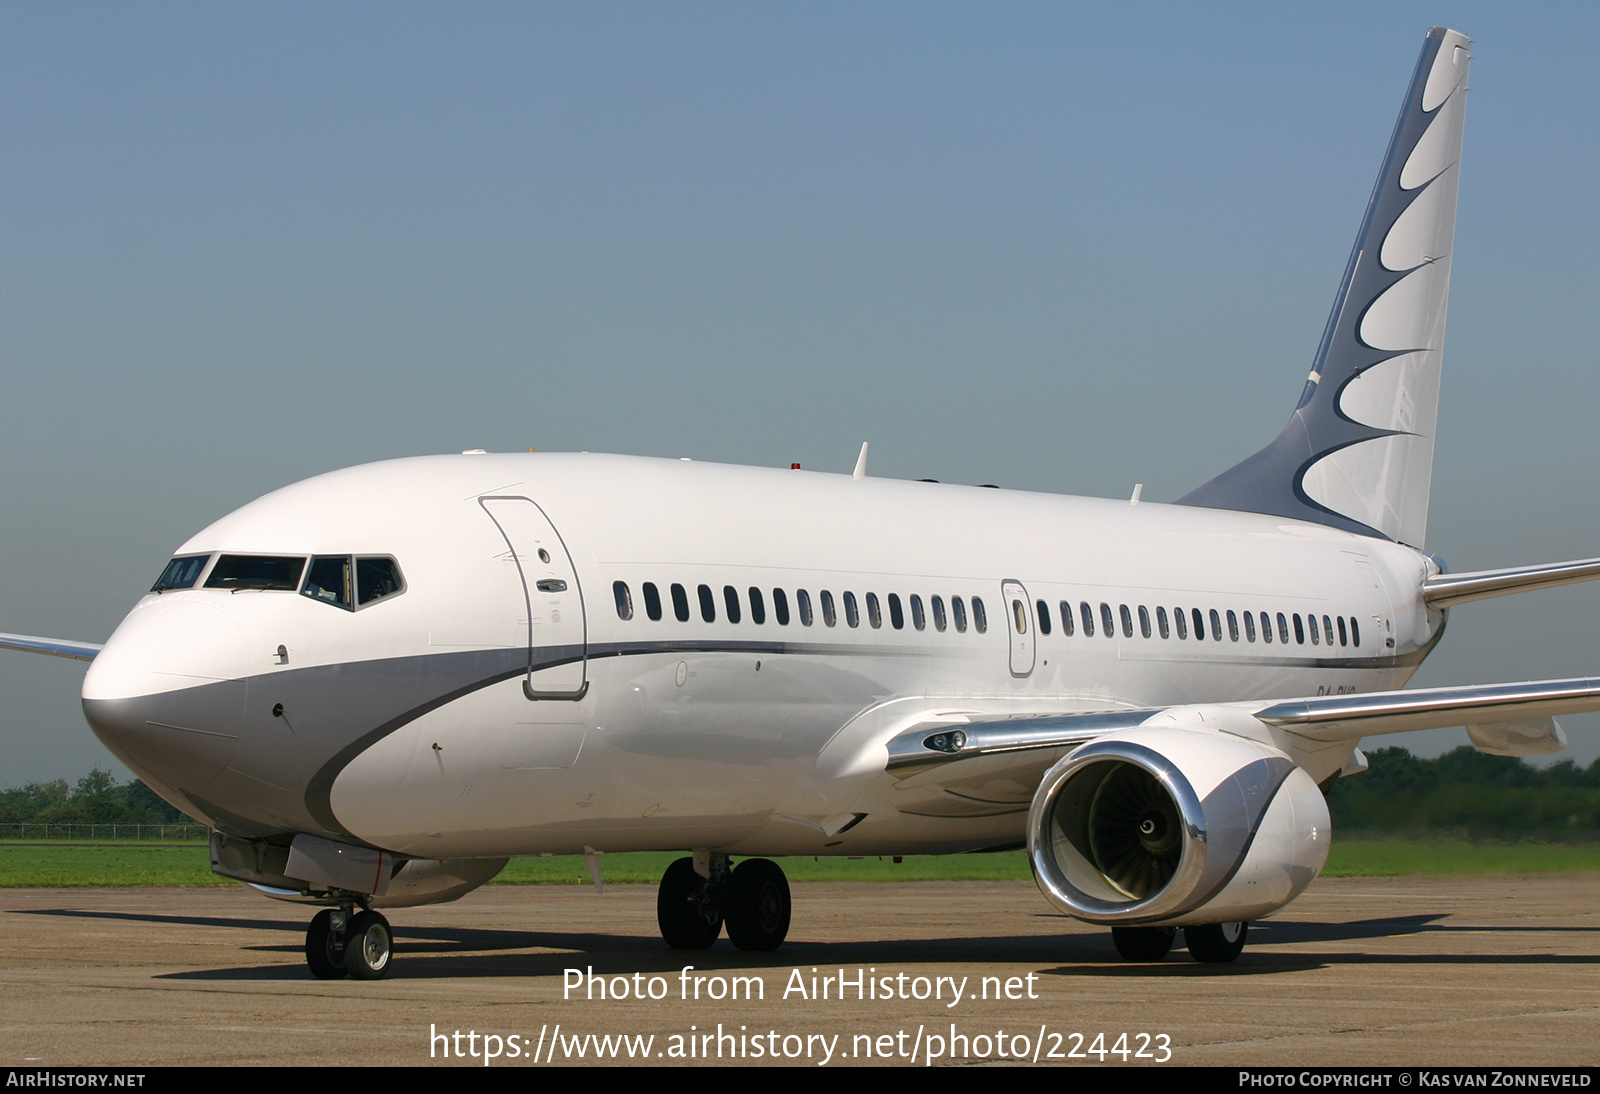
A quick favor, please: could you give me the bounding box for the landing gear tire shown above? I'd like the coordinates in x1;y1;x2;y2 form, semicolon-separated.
1111;926;1175;962
724;859;791;951
1186;921;1248;963
306;909;348;980
657;857;722;949
343;910;393;979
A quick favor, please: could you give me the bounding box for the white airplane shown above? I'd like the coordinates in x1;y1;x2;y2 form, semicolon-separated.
6;26;1598;981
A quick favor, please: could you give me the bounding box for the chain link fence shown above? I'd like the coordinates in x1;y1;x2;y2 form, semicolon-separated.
0;823;209;841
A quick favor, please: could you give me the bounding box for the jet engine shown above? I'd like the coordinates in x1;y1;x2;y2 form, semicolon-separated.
1026;727;1329;926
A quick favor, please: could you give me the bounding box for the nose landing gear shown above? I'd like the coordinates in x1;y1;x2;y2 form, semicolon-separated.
656;854;791;951
305;904;393;980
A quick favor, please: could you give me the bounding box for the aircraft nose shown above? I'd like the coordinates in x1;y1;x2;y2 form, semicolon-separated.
82;599;249;797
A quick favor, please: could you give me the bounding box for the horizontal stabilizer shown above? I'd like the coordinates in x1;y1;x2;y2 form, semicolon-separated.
0;632;102;662
1422;557;1600;609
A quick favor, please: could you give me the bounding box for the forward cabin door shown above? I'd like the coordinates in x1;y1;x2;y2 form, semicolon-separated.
1001;578;1036;677
479;496;588;700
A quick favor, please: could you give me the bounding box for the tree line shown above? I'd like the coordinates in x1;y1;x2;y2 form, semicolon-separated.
4;746;1599;836
1326;746;1600;836
0;769;187;826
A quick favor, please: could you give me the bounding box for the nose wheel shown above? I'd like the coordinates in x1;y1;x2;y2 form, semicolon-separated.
305;906;394;980
656;855;791;951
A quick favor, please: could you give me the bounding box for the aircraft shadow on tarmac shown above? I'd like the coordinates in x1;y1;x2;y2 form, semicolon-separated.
13;905;1599;982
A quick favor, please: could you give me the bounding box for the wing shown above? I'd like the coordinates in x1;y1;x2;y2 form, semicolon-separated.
885;674;1600;781
0;632;103;662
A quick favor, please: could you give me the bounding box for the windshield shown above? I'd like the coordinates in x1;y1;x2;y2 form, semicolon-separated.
204;555;306;591
151;555;210;592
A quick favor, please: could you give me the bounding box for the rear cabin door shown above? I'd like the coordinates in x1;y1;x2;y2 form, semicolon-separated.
479;496;588;700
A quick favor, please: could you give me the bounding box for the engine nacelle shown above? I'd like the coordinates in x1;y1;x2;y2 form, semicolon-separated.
1026;727;1329;926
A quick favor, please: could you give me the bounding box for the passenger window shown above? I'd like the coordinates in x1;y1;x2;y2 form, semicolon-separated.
1323;615;1335;645
1174;607;1188;640
910;594;926;631
798;589;814;627
643;582;663;621
1080;601;1095;637
1192;608;1205;641
972;597;987;634
206;555;305;592
887;593;903;630
699;584;717;623
1156;606;1169;639
1350;617;1361;646
844;592;860;628
672;583;690;622
866;592;882;629
1260;611;1272;643
1277;612;1290;644
1308;614;1320;644
1243;610;1256;642
613;580;633;620
1036;600;1051;636
1012;599;1028;635
152;555;209;592
820;590;836;627
303;556;352;609
1138;605;1151;639
1100;603;1115;638
931;595;947;632
1293;614;1305;644
1058;601;1074;637
772;588;789;626
748;586;765;625
1226;610;1239;642
1338;615;1348;646
952;596;968;633
722;585;741;624
1119;604;1133;638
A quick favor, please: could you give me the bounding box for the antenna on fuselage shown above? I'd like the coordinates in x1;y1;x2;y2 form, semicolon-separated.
852;442;869;480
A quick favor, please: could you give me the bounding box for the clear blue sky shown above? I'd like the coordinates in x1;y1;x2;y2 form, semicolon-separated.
3;2;1598;783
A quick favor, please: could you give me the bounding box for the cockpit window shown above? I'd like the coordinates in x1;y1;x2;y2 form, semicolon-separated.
356;557;404;606
151;555;210;592
204;555;306;591
302;556;353;609
299;555;405;610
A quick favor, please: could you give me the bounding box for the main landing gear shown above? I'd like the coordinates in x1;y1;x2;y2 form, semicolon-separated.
657;854;791;951
306;904;394;980
1111;921;1248;964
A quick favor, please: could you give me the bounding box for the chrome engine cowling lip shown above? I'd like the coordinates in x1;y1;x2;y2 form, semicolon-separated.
1027;738;1209;924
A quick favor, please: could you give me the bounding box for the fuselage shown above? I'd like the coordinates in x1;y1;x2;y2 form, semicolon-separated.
81;451;1439;861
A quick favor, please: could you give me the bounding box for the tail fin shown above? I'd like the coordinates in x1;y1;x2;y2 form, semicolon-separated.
1178;27;1470;548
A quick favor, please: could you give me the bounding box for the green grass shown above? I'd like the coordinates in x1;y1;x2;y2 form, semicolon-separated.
1324;836;1600;876
2;839;1596;888
0;841;224;887
494;851;1036;885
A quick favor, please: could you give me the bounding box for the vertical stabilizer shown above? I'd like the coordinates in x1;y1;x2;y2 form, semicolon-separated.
1178;27;1470;548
